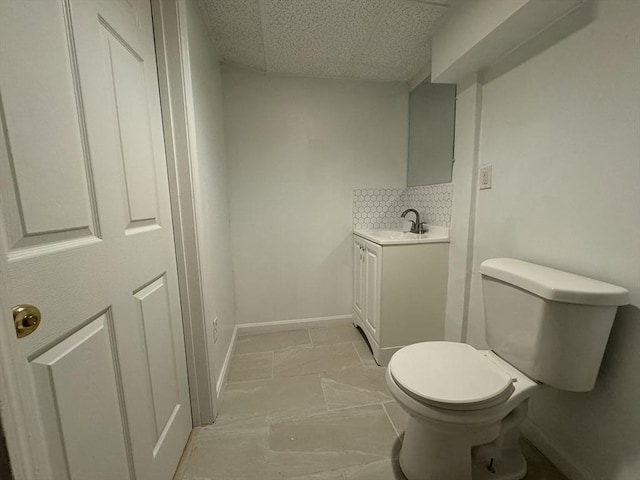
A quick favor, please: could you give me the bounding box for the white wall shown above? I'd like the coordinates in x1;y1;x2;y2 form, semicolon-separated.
222;65;408;325
183;0;236;388
461;0;639;478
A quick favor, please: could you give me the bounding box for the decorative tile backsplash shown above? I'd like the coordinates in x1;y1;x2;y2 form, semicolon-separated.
353;183;453;229
399;184;454;227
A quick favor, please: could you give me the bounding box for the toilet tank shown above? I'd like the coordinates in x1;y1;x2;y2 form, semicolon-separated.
480;258;629;392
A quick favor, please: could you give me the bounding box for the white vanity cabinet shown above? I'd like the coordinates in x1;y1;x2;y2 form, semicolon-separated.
352;233;449;366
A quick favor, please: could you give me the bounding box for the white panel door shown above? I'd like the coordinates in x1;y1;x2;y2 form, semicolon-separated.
0;0;191;479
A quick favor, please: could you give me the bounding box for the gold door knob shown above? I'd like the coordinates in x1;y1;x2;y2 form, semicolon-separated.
12;304;41;338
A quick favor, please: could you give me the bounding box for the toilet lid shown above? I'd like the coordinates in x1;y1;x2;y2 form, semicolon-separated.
388;342;514;410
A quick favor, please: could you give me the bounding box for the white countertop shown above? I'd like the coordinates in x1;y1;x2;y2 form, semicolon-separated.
354;226;450;245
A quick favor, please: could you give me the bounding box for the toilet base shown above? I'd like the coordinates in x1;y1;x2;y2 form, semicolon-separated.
397;401;530;480
398;415;501;480
470;403;529;480
471;448;527;480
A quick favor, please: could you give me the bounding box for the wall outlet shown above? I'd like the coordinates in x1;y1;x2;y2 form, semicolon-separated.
479;164;492;190
213;316;218;344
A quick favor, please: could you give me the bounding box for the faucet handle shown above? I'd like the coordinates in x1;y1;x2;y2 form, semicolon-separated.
419;222;429;234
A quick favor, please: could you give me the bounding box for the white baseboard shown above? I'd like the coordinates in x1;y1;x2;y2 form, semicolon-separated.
236;314;353;336
215;325;238;401
520;418;591;480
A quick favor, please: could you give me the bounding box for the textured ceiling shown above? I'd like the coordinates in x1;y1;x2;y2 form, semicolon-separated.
197;0;450;83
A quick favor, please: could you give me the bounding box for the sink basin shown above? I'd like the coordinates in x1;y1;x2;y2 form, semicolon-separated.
354;227;449;245
369;230;421;240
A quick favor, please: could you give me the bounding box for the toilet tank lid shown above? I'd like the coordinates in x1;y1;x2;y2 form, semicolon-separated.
480;258;629;306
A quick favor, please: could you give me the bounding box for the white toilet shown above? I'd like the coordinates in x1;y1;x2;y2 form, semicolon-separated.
386;258;629;480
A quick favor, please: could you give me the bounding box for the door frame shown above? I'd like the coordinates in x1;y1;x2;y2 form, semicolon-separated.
0;0;217;477
150;0;218;427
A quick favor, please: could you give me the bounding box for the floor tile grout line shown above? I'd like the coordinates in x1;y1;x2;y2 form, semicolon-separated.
312;341;365;348
351;341;367;367
308;326;318;347
319;372;331;413
352;341;366;366
326;400;391;414
231;350;275;358
228;369;340;385
235;343;313;356
381;402;402;438
268;401;390;425
227;378;269;385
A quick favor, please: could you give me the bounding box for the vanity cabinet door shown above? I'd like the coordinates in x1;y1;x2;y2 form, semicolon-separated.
363;242;382;338
353;237;366;320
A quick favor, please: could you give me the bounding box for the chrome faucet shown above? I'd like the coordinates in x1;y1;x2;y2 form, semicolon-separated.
401;209;428;234
401;209;420;233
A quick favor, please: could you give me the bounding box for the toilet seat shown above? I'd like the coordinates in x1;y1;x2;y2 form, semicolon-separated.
388;342;515;411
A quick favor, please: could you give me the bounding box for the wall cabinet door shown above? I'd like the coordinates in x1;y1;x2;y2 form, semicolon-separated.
353;236;382;342
353;238;365;320
363;245;381;337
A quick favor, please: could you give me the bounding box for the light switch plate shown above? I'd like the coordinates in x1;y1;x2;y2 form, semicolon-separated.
479;164;492;190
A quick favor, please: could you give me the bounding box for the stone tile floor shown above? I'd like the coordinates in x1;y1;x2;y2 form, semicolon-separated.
174;325;568;480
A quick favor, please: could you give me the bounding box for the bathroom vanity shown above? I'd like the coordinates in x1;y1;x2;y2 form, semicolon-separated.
352;227;449;366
